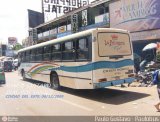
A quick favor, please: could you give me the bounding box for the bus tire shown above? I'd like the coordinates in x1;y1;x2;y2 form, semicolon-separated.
50;73;60;90
21;70;26;81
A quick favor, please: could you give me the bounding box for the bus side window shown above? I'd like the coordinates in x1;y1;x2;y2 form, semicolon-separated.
18;52;22;62
18;52;23;62
37;48;43;61
43;46;51;61
30;49;36;62
52;44;61;61
30;50;33;61
26;50;31;62
18;52;22;63
76;37;89;61
34;49;37;61
22;52;26;62
88;35;92;60
35;48;38;61
62;41;75;61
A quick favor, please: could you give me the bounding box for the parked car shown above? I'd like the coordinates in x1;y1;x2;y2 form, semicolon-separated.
0;67;5;85
3;61;13;72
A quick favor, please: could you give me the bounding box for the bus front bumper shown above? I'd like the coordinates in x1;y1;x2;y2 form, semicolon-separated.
93;78;135;89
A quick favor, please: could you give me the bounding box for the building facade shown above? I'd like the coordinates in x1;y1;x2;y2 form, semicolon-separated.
30;0;160;71
33;0;110;43
2;44;7;56
110;0;160;71
22;36;33;48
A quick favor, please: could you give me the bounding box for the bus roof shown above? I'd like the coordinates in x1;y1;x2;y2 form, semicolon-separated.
18;28;129;53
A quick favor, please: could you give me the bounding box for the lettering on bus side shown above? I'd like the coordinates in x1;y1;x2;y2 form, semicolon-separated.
103;67;130;73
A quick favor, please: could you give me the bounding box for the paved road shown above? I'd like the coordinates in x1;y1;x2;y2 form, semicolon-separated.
0;71;159;116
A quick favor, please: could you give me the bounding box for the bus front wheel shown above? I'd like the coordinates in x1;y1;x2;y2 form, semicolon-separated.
21;70;26;81
50;73;60;90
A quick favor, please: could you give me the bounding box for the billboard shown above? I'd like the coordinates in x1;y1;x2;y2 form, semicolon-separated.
131;29;160;41
58;25;67;33
8;37;17;46
110;0;160;32
32;29;38;42
71;14;78;33
95;13;109;24
67;24;71;31
50;28;57;35
28;9;44;28
82;9;88;27
43;0;89;22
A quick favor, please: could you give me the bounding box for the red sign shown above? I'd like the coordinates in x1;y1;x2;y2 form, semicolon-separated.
8;37;17;45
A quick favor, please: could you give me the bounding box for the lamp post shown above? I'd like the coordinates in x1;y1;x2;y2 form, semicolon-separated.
0;41;2;57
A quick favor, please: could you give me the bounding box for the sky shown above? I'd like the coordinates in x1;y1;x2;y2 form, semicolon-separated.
0;0;93;45
0;0;42;44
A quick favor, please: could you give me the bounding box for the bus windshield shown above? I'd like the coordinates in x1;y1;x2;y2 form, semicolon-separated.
98;32;131;56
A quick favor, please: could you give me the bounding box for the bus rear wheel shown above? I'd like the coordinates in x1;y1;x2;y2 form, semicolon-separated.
50;73;60;90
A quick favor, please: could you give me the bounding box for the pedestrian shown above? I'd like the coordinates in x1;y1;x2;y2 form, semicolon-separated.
154;87;160;112
150;70;160;112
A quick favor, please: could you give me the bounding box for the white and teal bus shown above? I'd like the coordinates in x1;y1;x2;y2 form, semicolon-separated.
18;28;135;90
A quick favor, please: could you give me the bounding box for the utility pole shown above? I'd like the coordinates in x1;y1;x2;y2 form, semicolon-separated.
41;0;45;22
0;41;2;57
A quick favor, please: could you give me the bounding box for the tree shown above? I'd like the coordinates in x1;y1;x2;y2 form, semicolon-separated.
12;43;23;51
